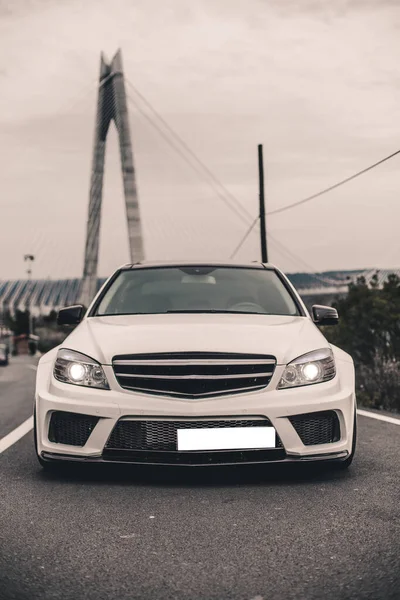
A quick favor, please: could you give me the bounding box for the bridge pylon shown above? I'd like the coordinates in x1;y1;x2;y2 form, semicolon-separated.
80;50;144;307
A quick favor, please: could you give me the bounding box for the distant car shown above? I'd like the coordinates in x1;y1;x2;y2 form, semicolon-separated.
0;343;9;366
34;261;357;470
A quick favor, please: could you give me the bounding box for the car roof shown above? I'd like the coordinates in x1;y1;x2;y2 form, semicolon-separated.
121;260;276;270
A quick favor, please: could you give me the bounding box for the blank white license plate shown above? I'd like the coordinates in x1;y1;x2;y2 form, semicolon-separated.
177;427;276;451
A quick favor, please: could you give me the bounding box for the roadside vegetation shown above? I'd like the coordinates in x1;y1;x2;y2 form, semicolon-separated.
3;310;66;354
323;273;400;413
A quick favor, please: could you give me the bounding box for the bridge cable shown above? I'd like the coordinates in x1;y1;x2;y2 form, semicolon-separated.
230;217;260;258
125;80;251;223
231;222;348;286
267;235;347;287
126;92;252;225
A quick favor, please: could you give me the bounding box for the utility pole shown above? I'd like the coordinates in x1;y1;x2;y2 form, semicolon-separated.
258;144;268;263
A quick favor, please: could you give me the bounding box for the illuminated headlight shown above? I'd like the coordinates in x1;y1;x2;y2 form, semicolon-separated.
53;349;110;390
278;348;336;389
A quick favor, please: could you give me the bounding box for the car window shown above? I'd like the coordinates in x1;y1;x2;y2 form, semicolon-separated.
95;267;300;316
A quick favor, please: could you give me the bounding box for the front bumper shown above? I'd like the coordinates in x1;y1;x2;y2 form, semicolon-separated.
40;449;349;467
35;359;356;465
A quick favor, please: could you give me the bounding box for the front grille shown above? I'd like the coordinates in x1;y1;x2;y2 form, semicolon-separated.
48;411;99;447
289;411;340;446
112;352;276;398
105;418;283;451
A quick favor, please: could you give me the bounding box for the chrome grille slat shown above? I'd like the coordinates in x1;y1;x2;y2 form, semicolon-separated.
120;383;268;397
113;359;275;366
114;371;274;380
112;352;276;398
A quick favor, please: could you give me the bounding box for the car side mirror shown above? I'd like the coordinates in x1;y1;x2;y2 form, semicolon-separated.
57;305;84;326
312;304;339;326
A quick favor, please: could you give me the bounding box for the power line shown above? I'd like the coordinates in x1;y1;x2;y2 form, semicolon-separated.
230;217;260;258
267;149;400;216
268;235;313;272
268;234;322;273
268;234;346;286
229;222;340;283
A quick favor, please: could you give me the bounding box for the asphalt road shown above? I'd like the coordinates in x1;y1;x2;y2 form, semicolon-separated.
0;356;399;600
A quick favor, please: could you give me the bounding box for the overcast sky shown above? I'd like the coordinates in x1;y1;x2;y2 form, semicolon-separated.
1;0;400;280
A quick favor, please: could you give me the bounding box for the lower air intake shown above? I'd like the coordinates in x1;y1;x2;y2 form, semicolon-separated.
48;411;99;447
105;418;283;451
289;411;340;446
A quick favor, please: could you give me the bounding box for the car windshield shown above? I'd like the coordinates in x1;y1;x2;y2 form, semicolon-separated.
95;266;300;316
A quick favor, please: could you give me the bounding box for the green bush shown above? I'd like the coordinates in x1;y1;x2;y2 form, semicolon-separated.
323;273;400;413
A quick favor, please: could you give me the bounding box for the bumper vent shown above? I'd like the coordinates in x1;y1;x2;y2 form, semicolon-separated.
105;418;283;451
112;352;276;398
289;411;340;446
48;411;99;447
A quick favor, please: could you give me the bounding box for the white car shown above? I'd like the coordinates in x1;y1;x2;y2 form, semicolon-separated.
34;261;357;470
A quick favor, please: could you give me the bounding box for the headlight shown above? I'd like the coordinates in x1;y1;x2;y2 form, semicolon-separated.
53;349;110;390
278;348;336;389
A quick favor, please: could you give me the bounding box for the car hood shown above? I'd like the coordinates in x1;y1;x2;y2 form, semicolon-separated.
64;313;329;366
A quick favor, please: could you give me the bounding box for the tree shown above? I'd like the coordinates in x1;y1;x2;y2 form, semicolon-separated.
323;273;400;411
4;310;30;336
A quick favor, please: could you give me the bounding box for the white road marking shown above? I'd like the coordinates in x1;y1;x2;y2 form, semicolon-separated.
0;416;34;454
357;409;400;426
27;365;38;371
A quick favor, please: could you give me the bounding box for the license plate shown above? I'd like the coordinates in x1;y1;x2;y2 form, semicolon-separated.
177;427;276;451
